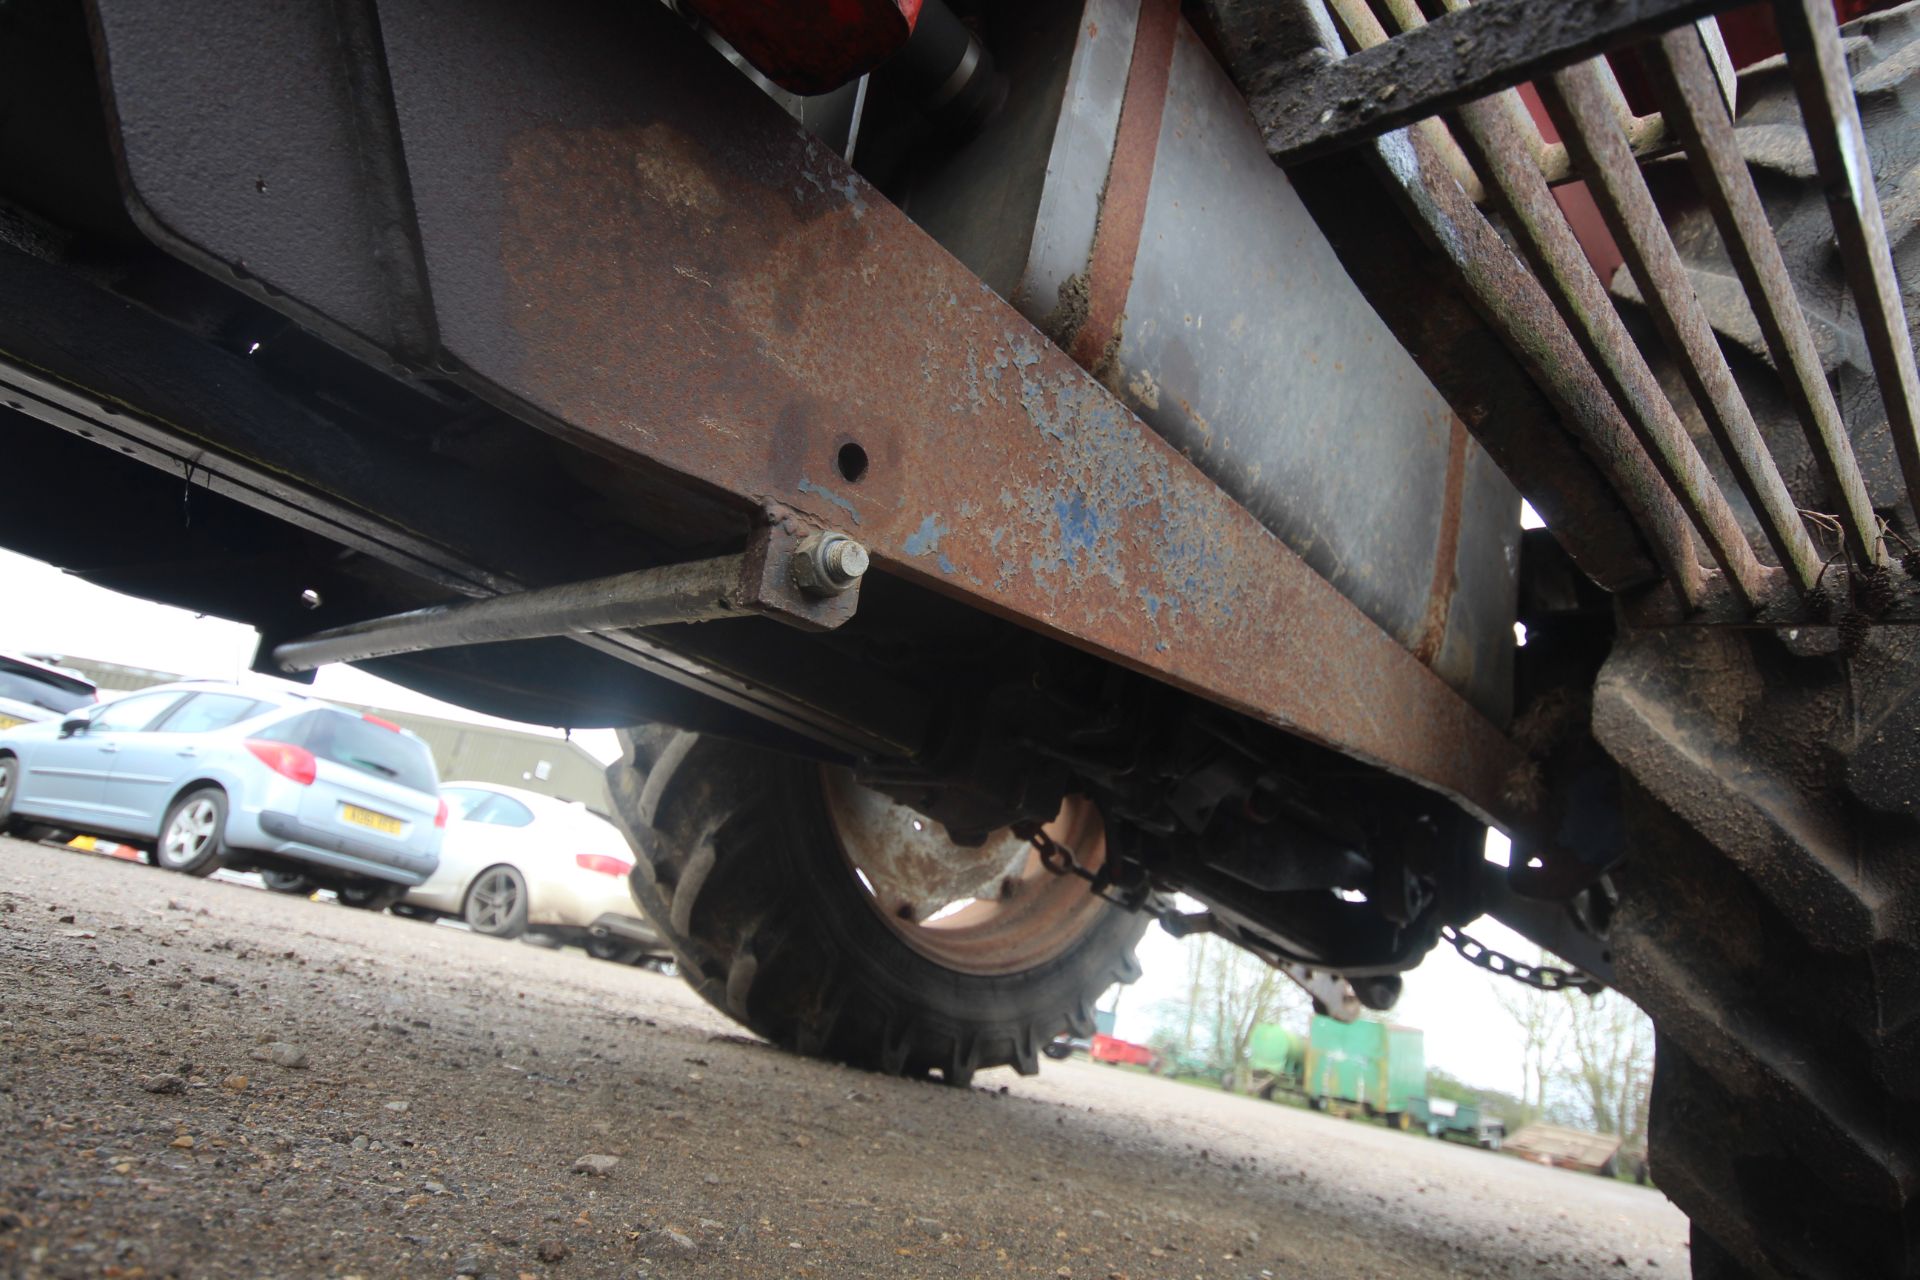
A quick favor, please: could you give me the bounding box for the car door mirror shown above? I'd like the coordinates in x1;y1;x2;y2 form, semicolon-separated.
59;714;91;737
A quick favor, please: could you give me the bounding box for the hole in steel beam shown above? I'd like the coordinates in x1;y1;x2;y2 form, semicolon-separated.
836;442;869;483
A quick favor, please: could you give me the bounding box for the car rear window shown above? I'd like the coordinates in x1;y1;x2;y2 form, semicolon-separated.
442;788;535;827
258;710;438;793
0;658;96;714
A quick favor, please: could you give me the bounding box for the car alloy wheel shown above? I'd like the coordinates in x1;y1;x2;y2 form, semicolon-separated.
159;795;221;871
464;865;529;938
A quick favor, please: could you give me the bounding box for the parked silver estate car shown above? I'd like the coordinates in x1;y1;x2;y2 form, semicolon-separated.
0;680;444;903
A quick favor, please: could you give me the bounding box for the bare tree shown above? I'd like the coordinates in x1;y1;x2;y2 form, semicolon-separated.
1148;934;1307;1088
1489;955;1565;1122
1205;940;1308;1090
1559;991;1655;1142
1486;953;1655;1144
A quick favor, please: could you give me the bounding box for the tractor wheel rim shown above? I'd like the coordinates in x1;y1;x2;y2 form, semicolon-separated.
820;767;1114;976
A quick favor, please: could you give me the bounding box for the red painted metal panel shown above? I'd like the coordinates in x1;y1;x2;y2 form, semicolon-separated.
679;0;921;94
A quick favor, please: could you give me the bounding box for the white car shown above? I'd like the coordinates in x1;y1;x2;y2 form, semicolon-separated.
399;781;668;962
0;653;98;730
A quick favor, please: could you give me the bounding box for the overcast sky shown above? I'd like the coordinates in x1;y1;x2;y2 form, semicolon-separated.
1;544;1563;1094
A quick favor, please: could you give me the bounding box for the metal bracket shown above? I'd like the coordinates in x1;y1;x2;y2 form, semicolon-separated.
1473;863;1615;988
271;524;865;674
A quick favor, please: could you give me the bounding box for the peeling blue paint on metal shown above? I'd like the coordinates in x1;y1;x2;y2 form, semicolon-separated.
904;513;950;559
796;476;862;526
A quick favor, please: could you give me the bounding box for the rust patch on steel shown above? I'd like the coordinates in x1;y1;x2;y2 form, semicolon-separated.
1413;418;1468;665
1065;0;1179;374
397;17;1523;826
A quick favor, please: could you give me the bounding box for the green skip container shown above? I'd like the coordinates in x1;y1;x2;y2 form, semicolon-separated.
1304;1016;1425;1119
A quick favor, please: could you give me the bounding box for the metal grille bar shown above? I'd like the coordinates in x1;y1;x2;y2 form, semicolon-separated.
1326;0;1711;606
1450;87;1773;611
1774;0;1920;527
1644;26;1882;566
1265;0;1920;627
1539;61;1824;594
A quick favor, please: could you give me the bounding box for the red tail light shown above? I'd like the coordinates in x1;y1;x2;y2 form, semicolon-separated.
575;853;633;878
245;739;317;786
362;713;401;732
434;798;449;829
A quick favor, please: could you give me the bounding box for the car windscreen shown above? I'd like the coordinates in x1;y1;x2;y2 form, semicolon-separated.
0;659;95;714
258;710;438;793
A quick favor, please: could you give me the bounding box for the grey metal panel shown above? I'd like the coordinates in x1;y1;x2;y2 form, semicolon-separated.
1015;0;1139;327
1092;20;1518;716
1436;444;1522;725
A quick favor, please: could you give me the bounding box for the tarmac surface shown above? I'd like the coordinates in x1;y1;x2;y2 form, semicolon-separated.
0;834;1690;1278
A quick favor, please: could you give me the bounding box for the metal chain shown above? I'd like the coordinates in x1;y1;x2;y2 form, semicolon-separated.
1020;824;1181;926
1027;825;1604;996
1441;925;1603;995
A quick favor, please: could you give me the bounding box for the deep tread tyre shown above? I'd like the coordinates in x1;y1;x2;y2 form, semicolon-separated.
155;786;229;877
1604;12;1920;1274
605;726;1147;1085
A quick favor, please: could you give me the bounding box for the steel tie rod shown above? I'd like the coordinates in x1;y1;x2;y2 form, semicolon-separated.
1775;0;1920;541
272;529;869;674
1540;58;1826;596
1645;24;1881;568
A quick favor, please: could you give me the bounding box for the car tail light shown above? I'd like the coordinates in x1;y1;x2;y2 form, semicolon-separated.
362;713;401;732
434;797;449;829
245;739;317;786
576;853;633;878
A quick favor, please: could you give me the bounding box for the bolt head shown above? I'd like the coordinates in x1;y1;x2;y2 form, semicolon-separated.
827;538;870;582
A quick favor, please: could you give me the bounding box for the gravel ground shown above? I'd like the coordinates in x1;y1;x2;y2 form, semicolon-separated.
0;835;1690;1279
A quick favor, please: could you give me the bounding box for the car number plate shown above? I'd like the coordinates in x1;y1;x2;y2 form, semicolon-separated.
341;804;403;835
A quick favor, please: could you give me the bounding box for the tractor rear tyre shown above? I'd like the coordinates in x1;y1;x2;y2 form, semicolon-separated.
605;726;1147;1085
1606;9;1920;1275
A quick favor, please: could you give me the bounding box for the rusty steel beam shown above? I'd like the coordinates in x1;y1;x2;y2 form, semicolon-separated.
1447;88;1774;613
1774;0;1920;536
365;0;1523;824
1540;60;1824;597
1645;27;1880;567
1254;0;1747;168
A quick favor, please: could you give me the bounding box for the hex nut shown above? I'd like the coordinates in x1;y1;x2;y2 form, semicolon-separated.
790;532;869;597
